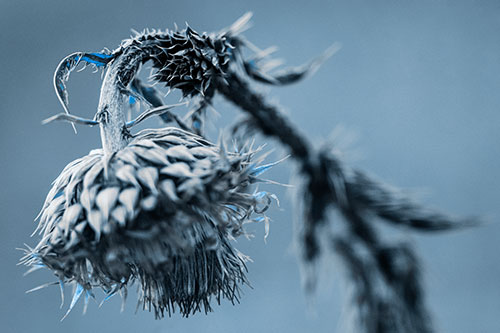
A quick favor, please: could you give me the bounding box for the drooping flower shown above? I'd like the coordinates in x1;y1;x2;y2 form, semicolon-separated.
22;125;277;318
22;13;282;318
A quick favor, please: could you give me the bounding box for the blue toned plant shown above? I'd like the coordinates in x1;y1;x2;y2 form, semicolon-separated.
22;13;475;332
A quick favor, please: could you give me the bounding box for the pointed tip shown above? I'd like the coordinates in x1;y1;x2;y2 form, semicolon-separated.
22;264;45;276
119;288;127;313
82;291;92;315
25;281;59;294
306;42;342;76
61;283;84;320
59;280;65;308
130;28;140;36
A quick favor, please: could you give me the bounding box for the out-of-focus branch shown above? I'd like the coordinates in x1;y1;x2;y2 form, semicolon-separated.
216;69;474;332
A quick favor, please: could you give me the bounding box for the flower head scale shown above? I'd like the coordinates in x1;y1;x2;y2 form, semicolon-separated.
23;126;277;318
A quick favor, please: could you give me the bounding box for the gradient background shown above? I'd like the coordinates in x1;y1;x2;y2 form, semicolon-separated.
1;1;500;332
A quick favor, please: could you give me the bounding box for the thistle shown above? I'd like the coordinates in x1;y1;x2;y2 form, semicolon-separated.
23;13;477;331
24;126;277;318
22;16;280;318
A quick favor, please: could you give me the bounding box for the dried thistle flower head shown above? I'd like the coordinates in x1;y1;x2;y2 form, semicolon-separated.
23;126;278;318
21;13;286;319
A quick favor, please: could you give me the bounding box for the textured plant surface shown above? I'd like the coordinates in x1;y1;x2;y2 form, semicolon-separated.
23;13;475;331
23;127;276;318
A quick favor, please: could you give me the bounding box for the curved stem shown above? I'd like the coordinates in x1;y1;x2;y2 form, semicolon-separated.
97;49;144;155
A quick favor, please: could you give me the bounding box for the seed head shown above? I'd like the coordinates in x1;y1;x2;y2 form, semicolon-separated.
22;127;277;318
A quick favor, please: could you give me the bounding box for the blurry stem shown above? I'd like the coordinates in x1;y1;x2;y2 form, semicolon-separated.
216;71;315;173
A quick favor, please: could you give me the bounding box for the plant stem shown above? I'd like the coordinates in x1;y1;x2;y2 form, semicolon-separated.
97;49;143;155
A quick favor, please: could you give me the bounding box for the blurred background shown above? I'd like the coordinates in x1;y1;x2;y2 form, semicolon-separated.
1;0;499;332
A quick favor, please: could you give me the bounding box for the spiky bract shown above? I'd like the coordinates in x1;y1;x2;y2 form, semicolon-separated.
23;127;273;318
123;27;234;98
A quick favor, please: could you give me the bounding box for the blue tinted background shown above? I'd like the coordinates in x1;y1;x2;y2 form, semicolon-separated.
1;1;499;332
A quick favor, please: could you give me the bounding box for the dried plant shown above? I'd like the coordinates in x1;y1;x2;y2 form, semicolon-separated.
22;126;278;318
22;13;475;331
